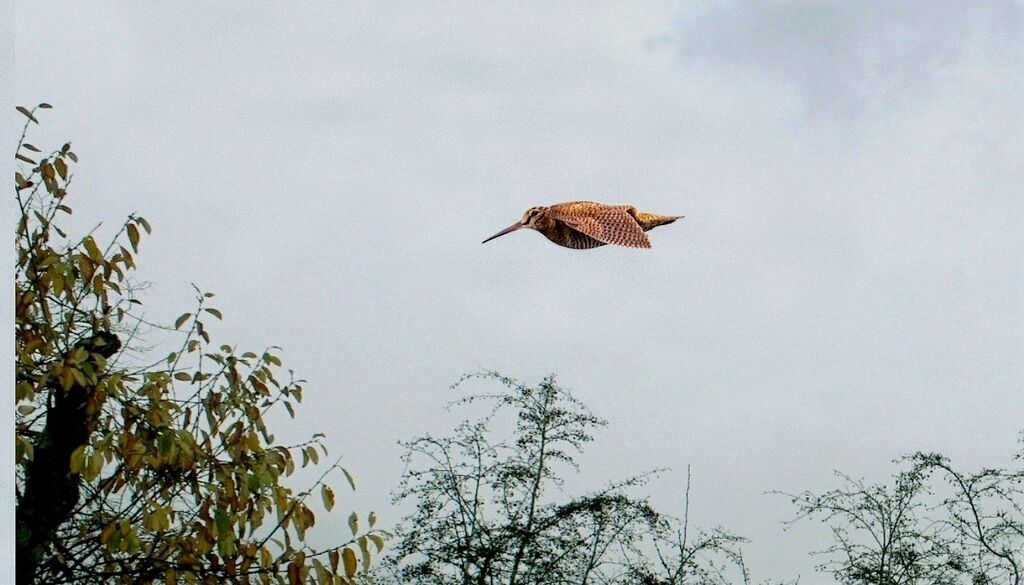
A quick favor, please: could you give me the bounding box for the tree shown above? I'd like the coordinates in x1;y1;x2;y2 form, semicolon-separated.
623;467;752;585
781;444;1024;585
380;372;751;585
14;104;387;584
781;465;956;585
910;450;1023;585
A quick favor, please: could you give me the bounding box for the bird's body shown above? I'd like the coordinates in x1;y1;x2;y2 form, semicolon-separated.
482;201;682;249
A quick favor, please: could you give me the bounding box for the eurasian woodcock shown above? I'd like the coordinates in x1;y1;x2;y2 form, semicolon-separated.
482;201;682;249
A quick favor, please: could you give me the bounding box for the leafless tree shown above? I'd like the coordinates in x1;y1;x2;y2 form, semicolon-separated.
381;372;754;585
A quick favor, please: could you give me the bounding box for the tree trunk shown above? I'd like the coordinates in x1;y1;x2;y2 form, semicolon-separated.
16;332;119;584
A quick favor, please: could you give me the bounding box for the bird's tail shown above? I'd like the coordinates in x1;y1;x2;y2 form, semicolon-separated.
634;212;683;231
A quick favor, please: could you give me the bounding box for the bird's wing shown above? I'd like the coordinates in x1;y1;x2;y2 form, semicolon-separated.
550;204;652;249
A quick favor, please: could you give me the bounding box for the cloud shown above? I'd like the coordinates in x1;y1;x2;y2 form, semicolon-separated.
669;1;1023;124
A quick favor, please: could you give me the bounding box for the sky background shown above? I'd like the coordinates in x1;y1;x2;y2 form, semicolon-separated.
12;2;1024;581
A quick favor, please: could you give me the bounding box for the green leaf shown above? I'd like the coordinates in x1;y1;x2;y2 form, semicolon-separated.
174;313;191;329
21;143;40;152
138;216;152;234
204;308;222;320
38;103;52;109
16;106;39;123
216;508;232;536
15;153;36;165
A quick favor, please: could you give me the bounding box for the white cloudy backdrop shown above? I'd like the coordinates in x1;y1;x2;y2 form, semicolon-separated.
13;2;1023;580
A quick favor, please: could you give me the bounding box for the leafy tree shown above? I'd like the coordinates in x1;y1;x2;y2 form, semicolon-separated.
14;104;387;584
380;372;751;585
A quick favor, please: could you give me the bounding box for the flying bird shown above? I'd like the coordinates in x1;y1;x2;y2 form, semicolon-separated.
482;201;682;249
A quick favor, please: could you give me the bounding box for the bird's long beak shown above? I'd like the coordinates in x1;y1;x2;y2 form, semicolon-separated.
482;222;524;244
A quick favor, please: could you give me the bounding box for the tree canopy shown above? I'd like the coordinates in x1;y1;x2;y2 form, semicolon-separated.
14;104;387;585
380;372;751;585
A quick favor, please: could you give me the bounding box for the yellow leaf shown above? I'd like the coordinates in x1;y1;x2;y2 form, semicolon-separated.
313;560;330;585
342;468;356;490
85;452;103;480
100;522;116;545
341;548;357;577
321;485;334;512
368;533;385;553
60;367;75;391
329;549;339;572
70;445;87;474
348;512;358;536
77;255;95;281
127;223;140;253
83;236;103;263
119;246;135;269
360;539;371;572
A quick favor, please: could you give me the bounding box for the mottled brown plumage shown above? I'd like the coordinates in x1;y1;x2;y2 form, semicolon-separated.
482;201;682;249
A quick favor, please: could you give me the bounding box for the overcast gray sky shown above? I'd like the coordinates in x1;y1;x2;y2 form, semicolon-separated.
13;2;1024;581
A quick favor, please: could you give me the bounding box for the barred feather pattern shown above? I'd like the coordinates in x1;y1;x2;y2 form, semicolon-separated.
550;202;652;249
541;224;607;249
